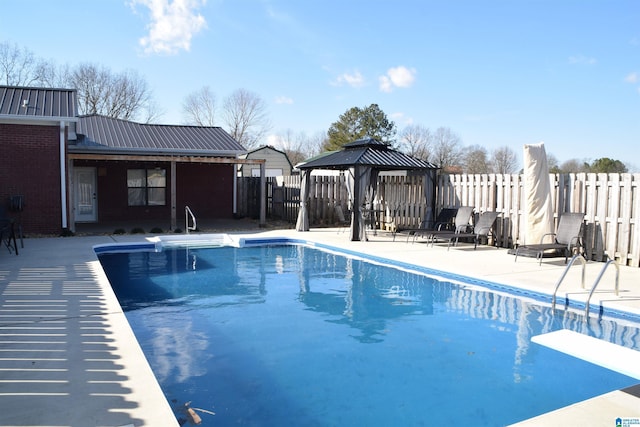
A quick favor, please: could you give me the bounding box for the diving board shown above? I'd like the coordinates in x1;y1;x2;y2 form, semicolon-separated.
532;329;640;380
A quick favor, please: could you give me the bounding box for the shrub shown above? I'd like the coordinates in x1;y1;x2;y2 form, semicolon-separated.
60;228;75;237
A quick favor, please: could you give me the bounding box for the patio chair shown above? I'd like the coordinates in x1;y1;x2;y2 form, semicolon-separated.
0;205;18;255
514;212;585;265
412;206;475;243
431;211;500;250
393;208;458;242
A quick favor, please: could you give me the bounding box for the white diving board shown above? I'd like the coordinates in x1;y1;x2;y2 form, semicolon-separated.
532;329;640;380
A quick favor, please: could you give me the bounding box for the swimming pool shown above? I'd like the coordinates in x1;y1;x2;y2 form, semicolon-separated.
97;240;640;426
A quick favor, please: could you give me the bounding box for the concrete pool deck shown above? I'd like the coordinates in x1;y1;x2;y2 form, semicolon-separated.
1;227;640;426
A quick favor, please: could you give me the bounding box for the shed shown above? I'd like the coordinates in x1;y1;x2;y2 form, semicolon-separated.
296;138;438;241
238;145;293;177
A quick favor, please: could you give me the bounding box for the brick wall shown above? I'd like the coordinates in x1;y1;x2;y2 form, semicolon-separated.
0;123;64;235
72;160;235;225
176;163;234;218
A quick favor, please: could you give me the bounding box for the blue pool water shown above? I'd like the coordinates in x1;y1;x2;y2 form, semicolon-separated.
97;243;640;426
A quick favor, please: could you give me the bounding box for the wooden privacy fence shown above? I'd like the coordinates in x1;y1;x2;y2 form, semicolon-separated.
238;173;640;267
439;173;640;266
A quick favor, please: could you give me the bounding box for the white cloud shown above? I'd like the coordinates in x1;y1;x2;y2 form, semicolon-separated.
379;66;417;92
624;72;638;84
130;0;207;55
332;70;365;88
568;55;597;65
275;96;294;105
379;75;392;93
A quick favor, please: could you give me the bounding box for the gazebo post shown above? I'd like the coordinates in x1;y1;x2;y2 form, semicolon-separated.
351;165;361;241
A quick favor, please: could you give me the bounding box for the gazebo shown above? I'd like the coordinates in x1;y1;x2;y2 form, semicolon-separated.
296;138;438;241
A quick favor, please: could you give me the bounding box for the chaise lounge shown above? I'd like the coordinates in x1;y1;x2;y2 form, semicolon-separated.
513;212;585;265
412;206;475;243
430;211;500;250
393;207;459;242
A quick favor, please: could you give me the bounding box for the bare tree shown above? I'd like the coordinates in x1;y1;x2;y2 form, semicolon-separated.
307;131;328;158
275;129;326;166
67;63;152;121
464;145;490;174
0;41;46;86
558;158;589;173
141;98;164;124
275;129;305;166
432;127;464;171
547;153;560;173
182;86;217;126
1;41;157;122
491;146;519;174
222;89;271;149
399;124;432;160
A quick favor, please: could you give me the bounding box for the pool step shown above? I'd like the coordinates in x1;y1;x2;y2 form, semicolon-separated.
532;329;640;379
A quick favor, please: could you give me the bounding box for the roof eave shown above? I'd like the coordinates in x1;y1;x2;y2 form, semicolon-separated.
67;145;245;158
0;115;79;125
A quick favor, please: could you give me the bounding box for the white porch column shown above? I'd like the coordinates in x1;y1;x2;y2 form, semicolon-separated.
59;121;68;229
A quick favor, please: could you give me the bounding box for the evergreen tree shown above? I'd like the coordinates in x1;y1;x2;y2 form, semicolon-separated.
324;104;396;151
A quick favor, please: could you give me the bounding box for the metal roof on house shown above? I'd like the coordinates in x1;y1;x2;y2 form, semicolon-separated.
72;114;246;156
0;85;78;121
298;138;438;171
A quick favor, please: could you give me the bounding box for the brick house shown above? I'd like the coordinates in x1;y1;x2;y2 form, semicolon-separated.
0;85;264;235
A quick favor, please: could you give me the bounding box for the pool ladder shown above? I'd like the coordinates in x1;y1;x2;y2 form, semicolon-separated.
185;206;197;234
551;254;619;320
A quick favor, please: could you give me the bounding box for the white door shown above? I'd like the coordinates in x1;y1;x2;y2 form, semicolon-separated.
74;167;97;222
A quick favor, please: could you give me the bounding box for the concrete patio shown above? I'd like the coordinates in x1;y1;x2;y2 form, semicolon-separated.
1;225;639;426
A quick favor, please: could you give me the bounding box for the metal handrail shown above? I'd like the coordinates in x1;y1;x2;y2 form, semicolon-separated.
185;206;197;234
584;259;619;319
551;254;586;313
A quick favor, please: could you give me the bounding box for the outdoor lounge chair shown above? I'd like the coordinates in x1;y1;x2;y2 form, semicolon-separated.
431;211;499;250
514;212;584;265
393;207;458;242
412;206;475;243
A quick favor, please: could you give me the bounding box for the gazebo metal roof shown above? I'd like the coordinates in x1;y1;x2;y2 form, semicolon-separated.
297;138;438;171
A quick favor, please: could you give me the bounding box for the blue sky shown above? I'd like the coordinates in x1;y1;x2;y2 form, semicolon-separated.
1;0;639;168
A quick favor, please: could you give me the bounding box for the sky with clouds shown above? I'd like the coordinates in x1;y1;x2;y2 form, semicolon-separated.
1;0;639;167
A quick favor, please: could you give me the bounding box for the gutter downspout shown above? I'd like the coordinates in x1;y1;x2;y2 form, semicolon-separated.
59;121;68;229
